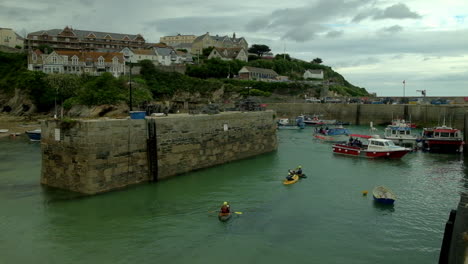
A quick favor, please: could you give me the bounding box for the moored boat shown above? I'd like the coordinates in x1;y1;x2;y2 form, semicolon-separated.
218;212;232;222
372;186;396;205
283;174;299;185
314;125;350;143
25;129;41;141
277;116;305;129
421;126;464;153
383;120;418;148
302;114;336;126
332;134;411;159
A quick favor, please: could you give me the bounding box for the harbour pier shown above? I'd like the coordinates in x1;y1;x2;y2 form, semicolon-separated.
40;111;277;194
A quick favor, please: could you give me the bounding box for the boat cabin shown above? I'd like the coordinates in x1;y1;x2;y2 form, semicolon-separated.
423;126;461;139
385;126;412;137
367;138;397;150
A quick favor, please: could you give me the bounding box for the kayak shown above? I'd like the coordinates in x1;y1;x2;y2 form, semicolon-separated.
298;173;307;178
218;212;232;222
283;174;299;185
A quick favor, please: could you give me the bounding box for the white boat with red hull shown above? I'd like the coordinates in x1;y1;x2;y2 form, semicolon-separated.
332;134;411;159
422;126;464;153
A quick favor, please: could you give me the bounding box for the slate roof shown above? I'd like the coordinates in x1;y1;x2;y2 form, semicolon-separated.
211;47;245;59
155;47;175;56
239;66;278;76
28;27;144;41
194;33;245;44
305;69;323;74
54;50;124;63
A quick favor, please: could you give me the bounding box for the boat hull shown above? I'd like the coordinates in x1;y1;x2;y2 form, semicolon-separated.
332;144;410;159
25;130;41;141
372;186;396;205
373;196;395;205
423;139;464;153
283;175;299;185
218;213;232;222
314;134;348;143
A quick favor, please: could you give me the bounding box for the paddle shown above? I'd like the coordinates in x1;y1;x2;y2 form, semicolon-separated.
209;211;243;214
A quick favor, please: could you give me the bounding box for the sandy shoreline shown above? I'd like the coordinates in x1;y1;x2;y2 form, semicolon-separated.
0;114;47;138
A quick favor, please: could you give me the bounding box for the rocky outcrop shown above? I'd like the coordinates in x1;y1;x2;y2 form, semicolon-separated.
0;88;36;115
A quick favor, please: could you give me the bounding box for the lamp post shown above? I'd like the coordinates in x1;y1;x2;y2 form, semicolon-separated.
245;86;252;97
129;63;133;111
124;55;133;111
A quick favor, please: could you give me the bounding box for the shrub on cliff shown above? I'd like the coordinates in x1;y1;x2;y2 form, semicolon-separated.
76;73;126;106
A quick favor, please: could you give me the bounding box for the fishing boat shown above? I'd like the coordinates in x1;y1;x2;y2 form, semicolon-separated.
218;212;232;222
421;126;464;153
372;186;396;205
25;129;41;141
283;174;299;185
332;134;411;159
314;125;350;143
383;120;418;148
277;116;305;129
302;114;336;126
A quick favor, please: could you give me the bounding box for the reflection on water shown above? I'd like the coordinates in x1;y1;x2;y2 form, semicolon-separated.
372;200;396;213
0;126;466;264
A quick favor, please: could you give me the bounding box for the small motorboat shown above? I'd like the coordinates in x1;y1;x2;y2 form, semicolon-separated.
332;134;411;159
218;212;232;222
422;125;464;153
372;186;396;205
0;129;9;133
25;129;41;141
283;174;299;185
314;125;350;143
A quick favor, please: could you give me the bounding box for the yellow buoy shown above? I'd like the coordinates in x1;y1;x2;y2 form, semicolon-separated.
362;190;368;196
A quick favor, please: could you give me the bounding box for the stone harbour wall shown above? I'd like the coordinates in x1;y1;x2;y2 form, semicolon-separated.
41;111;277;194
41;119;149;194
267;103;468;129
155;111;277;179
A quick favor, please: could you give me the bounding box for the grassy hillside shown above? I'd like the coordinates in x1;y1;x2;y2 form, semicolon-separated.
186;57;369;97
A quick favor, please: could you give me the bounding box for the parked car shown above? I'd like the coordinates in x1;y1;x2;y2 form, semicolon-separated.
324;98;342;103
305;98;321;103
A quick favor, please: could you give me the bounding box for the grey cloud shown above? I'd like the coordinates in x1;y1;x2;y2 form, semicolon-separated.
147;16;243;36
380;25;403;34
376;3;421;20
326;30;344;38
353;3;421;22
245;0;373;35
334;57;381;68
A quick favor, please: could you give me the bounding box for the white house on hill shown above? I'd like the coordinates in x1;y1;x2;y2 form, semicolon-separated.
303;69;324;79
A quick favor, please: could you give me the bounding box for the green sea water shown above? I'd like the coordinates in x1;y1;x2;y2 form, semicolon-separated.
0;126;466;264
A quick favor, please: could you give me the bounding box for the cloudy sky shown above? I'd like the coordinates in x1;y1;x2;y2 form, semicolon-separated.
2;0;467;96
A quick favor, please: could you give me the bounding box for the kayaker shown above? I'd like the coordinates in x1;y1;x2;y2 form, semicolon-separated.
296;166;303;176
286;170;294;181
220;202;230;214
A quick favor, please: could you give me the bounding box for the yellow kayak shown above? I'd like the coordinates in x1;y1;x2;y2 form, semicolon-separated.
283;174;299;185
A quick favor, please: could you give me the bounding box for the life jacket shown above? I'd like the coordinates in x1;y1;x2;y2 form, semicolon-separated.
221;205;230;213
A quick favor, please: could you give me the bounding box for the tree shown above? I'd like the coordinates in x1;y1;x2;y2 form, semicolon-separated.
202;46;215;57
248;44;271;57
312;58;323;64
275;53;291;61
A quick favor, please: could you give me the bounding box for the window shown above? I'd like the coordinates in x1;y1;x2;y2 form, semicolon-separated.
65;38;70;42
72;56;78;65
33;36;38;40
32;53;37;62
98;57;104;65
53;37;57;41
52;56;57;64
